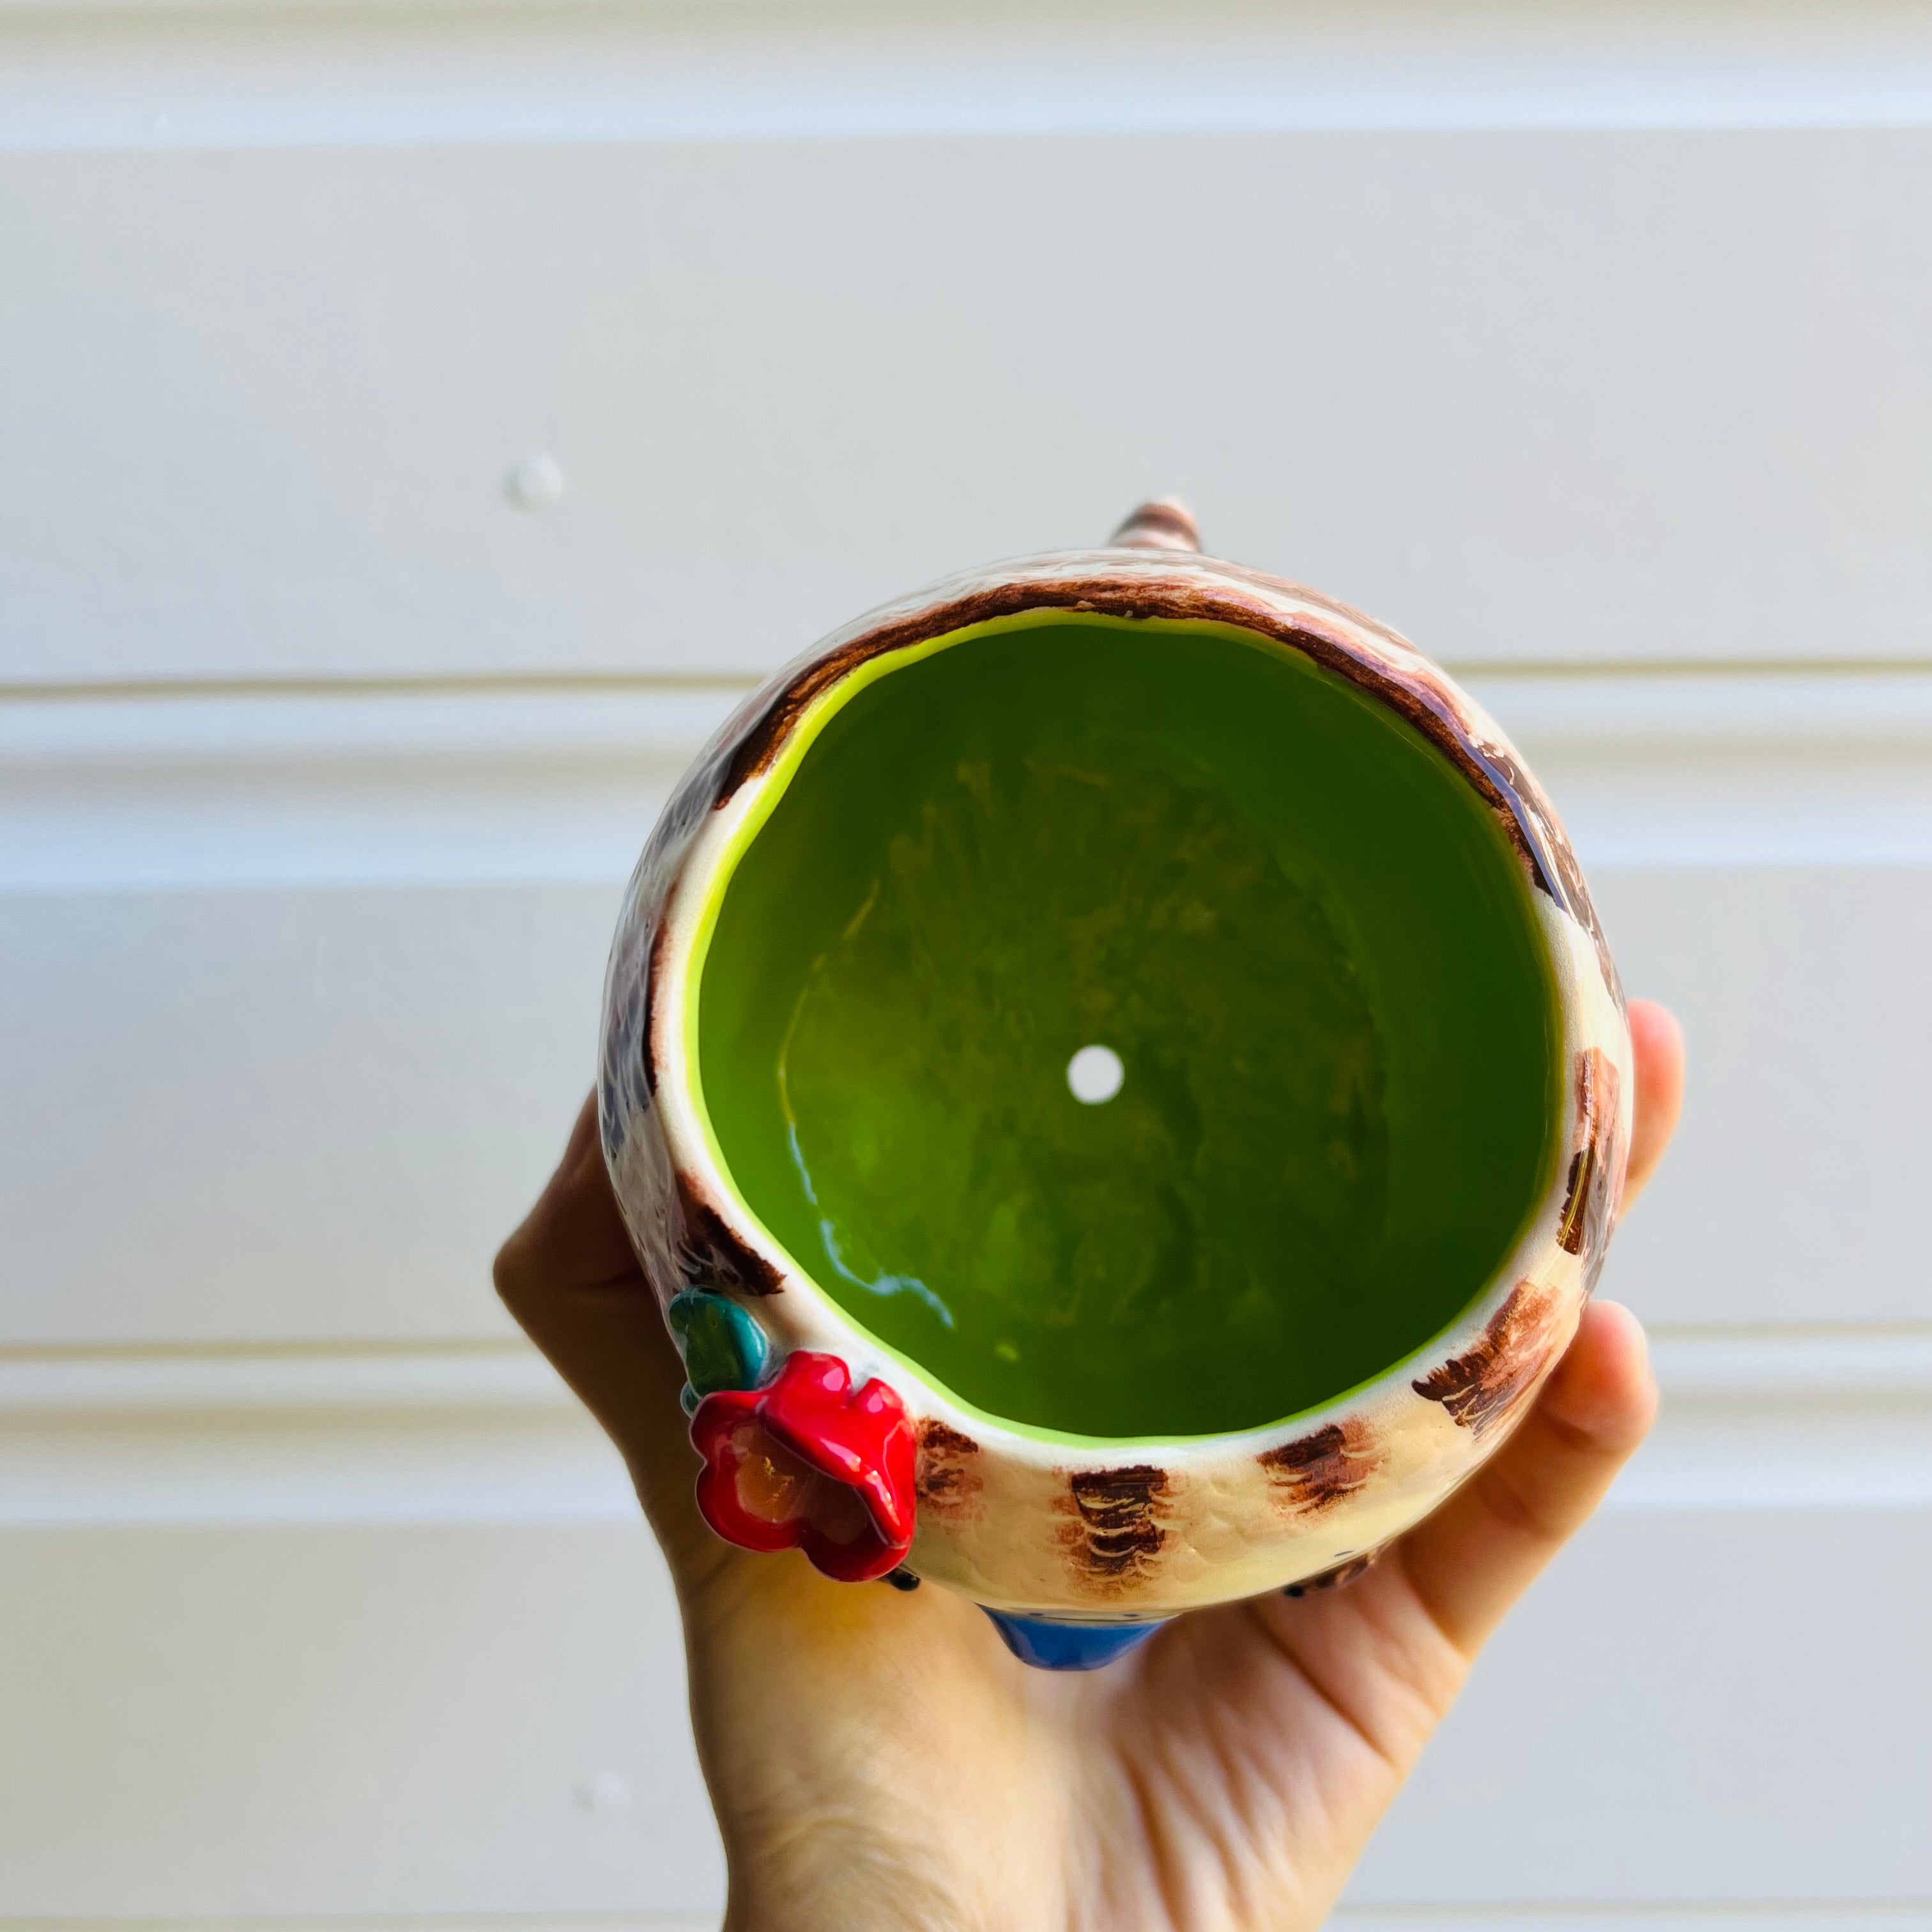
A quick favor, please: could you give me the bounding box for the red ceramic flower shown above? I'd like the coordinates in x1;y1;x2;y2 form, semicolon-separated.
689;1351;917;1583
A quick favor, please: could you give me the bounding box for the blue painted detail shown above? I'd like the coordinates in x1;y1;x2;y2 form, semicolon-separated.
667;1288;771;1397
984;1610;1166;1671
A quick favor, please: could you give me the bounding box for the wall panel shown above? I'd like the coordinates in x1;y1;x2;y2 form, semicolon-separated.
0;128;1926;685
0;1506;1923;1919
0;1524;721;1919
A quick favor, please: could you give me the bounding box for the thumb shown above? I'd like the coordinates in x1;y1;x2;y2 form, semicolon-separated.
493;1094;735;1586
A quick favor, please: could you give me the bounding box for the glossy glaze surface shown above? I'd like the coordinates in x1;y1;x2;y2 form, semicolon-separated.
695;615;1560;1438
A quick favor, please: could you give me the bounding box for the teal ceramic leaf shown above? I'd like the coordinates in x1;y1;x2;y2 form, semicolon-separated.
668;1288;772;1398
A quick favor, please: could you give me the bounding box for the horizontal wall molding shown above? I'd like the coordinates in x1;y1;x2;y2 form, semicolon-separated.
0;1330;1922;1526
1648;1330;1932;1401
5;669;1932;891
0;684;733;891
0;1342;568;1417
0;1346;643;1528
3;1;1931;150
1473;670;1932;868
3;1328;1926;1417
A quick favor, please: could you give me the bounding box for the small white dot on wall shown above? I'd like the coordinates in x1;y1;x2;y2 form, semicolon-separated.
574;1772;633;1816
503;452;565;511
1067;1044;1124;1105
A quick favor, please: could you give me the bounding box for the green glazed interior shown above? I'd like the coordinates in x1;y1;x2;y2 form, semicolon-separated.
691;613;1561;1442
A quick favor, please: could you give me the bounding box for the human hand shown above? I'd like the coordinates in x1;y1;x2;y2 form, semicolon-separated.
496;1000;1685;1932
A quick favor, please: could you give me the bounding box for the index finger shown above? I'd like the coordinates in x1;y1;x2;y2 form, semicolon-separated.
1622;997;1684;1209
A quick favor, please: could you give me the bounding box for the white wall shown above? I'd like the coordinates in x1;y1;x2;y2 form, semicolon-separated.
1;3;1928;1927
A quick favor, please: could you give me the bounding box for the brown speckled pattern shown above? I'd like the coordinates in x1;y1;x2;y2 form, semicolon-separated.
1412;1280;1567;1437
1460;734;1621;1002
673;1180;786;1298
916;1420;986;1524
695;564;1621;1020
1259;1419;1384;1514
1558;1047;1626;1292
710;571;1587;940
1058;1466;1173;1591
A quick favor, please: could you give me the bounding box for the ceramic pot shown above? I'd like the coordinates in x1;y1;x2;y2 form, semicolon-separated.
599;503;1630;1670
